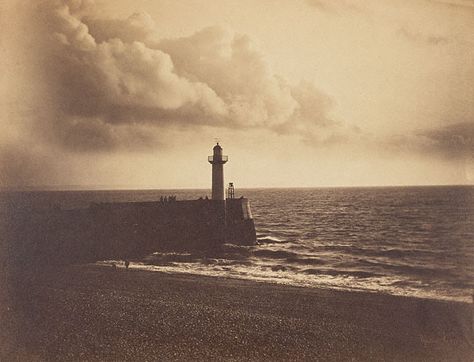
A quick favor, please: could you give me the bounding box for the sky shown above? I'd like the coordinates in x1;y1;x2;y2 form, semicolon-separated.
1;0;473;189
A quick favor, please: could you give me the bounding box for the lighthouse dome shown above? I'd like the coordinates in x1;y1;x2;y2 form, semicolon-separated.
213;143;222;151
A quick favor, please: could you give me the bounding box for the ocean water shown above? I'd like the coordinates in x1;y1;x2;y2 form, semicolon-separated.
2;186;473;302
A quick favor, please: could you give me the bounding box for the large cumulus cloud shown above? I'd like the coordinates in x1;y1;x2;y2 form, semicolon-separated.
27;0;338;152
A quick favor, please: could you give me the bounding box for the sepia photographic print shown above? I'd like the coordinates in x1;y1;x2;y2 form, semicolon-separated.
1;0;473;360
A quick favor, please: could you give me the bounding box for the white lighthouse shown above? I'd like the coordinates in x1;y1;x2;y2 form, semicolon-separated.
208;143;228;200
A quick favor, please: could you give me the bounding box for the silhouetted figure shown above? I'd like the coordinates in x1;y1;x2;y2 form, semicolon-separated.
111;262;117;270
160;196;164;203
124;260;130;270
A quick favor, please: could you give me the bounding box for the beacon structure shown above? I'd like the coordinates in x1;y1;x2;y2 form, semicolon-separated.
208;143;228;200
4;143;257;267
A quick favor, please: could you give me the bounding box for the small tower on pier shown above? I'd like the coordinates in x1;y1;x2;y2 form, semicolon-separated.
208;143;228;200
227;182;235;199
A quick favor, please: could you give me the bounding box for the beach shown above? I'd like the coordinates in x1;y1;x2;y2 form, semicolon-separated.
1;264;472;361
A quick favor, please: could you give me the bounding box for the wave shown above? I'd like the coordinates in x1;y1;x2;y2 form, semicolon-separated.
313;244;456;259
253;249;297;259
285;256;327;265
257;235;287;244
303;268;383;279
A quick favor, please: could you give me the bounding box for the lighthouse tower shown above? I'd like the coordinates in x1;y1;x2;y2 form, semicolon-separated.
208;143;228;200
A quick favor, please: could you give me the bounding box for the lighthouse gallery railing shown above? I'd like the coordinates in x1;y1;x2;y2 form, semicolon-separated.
208;155;228;162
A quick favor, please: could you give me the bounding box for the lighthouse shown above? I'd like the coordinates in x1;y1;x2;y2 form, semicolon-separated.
208;143;228;200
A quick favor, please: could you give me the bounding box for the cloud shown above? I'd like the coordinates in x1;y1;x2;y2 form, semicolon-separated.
158;27;329;130
415;121;474;159
39;2;228;123
428;0;474;9
398;28;450;45
85;12;158;44
305;0;365;14
386;121;474;161
50;117;160;152
0;143;61;188
18;0;338;154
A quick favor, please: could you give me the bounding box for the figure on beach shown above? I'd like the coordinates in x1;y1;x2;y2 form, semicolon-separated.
124;260;130;270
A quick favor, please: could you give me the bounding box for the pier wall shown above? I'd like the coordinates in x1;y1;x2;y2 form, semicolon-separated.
1;198;256;268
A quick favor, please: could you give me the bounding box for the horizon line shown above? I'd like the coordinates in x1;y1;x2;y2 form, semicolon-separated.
1;183;473;192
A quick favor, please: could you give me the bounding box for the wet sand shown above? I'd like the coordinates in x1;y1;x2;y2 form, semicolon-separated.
1;264;472;361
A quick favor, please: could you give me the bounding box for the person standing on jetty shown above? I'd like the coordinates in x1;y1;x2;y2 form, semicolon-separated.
124;260;130;270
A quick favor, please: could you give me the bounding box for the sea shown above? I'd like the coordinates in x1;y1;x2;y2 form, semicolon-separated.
2;186;473;303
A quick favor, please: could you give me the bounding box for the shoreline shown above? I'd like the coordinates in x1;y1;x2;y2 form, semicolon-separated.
94;263;474;308
99;260;474;305
2;264;472;361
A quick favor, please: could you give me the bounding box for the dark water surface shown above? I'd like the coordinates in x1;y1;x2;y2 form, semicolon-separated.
2;186;473;302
